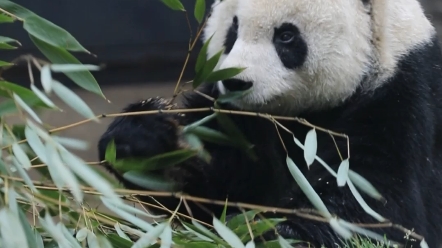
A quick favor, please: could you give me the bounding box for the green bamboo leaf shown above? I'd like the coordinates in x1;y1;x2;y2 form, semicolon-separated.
190;220;227;245
193;49;225;88
30;84;56;108
114;223;131;241
50;64;100;72
245;241;255;248
0;60;13;67
0;42;17;49
206;67;246;83
214;109;256;159
38;214;71;248
18;205;41;248
278;236;295;248
194;0;206;23
213;217;245;248
184;133;211;163
46;143;83;202
51;80;98;121
0;14;15;23
216;88;252;104
347;180;385;222
348;170;384;201
328;218;353;240
113;149;198;172
60;148;122;203
184;126;231;146
160;224;172;248
336;159;350;187
52;136;88;150
40;65;53;94
43;142;66;189
226;210;260;230
29;35;104;97
304;128;317;168
58;223;82;248
122;171;177;191
22;15;89;53
0;81;53;109
102;198;154;232
0;36;20;49
338;219;392;245
13;93;43;123
24;125;48;163
106;234;133;248
12;142;31;169
75;228;88;242
105;140;116;164
12;156;37;192
195;35;214;73
0;208;30;248
286;156;332;218
220;199;228;223
160;0;185;11
132;222;168;248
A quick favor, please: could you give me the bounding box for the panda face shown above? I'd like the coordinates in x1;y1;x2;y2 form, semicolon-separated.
203;0;435;115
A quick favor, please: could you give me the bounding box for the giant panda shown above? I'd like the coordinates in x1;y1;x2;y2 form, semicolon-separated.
98;0;442;247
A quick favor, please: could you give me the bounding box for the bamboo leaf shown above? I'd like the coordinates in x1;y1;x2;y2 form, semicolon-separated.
12;142;31;169
30;84;56;108
50;64;100;72
348;170;384;201
132;222;168;248
13;93;43;123
51;80;98;121
0;60;13;67
195;35;214;73
0;208;30;248
193;49;224;88
194;0;206;24
0;14;15;23
347;180;385;222
328;218;353;240
286;156;332;218
206;67;246;83
113;149;198;172
336;159;350;187
304;129;317;168
23;15;89;53
122;171;177;191
29;35;104;97
212;217;245;248
160;0;185;11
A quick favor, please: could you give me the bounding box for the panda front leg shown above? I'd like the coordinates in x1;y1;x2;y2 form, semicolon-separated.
97;97;203;215
97;95;265;222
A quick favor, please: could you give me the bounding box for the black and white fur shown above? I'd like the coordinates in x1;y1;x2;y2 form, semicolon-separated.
98;0;442;247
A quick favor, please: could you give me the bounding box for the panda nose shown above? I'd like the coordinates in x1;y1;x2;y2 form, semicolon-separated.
222;79;253;92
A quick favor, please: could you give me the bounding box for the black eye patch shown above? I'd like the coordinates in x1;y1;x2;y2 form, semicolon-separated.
273;23;308;69
224;16;238;54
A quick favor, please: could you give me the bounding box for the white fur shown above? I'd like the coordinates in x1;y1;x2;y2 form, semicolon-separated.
203;0;436;115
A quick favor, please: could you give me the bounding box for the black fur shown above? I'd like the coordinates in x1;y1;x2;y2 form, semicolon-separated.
98;36;442;247
224;16;238;54
273;23;308;69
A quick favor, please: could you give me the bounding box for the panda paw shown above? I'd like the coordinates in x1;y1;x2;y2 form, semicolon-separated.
98;97;184;162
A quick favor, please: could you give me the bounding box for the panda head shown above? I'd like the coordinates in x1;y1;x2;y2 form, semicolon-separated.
203;0;436;115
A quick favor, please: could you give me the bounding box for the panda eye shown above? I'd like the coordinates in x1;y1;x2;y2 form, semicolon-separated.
278;31;295;43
